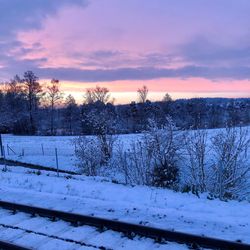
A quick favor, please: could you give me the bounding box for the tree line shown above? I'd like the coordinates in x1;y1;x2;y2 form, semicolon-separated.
0;71;249;135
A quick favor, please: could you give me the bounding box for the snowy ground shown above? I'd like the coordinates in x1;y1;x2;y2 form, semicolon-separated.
1;134;79;172
1;134;140;172
0;207;187;250
1;129;250;248
2;127;249;174
0;164;249;245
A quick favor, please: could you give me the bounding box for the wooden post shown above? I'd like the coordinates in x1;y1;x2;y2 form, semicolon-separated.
2;146;6;171
55;148;59;177
124;151;128;185
0;134;3;158
219;162;222;200
41;144;44;156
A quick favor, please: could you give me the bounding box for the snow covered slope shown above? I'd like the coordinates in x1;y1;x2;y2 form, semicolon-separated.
0;165;249;244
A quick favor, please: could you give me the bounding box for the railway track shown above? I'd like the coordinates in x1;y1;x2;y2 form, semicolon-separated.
0;201;183;250
0;240;30;250
0;200;249;250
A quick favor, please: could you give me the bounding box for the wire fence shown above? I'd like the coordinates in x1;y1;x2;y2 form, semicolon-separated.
3;144;75;157
0;137;78;172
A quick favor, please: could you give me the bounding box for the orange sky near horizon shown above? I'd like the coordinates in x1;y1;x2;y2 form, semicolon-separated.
48;77;250;104
1;1;250;104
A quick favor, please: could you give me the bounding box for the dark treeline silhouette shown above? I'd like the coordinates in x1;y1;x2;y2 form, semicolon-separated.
0;71;250;135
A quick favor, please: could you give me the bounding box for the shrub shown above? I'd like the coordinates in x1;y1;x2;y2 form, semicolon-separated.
74;136;103;176
210;126;250;200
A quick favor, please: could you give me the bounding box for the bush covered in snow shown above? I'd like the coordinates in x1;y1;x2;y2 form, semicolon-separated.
74;136;103;176
74;119;250;201
210;127;250;200
182;129;209;194
182;126;250;201
75;117;182;190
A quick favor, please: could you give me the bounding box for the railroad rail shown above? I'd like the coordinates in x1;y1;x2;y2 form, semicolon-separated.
0;200;249;250
0;240;30;250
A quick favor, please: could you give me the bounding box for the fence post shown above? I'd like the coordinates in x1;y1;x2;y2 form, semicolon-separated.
124;151;128;185
0;134;3;158
41;144;44;156
55;148;59;177
2;146;6;171
7;144;9;155
219;162;223;200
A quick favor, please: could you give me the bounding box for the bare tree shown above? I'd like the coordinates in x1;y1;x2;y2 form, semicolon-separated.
90;109;117;164
74;136;103;176
46;79;63;135
227;100;240;127
115;117;181;187
114;138;153;186
183;129;208;193
162;93;172;102
114;142;131;184
74;131;116;175
4;76;24;121
129;139;153;185
137;85;148;103
210;126;250;200
84;86;111;104
84;88;95;104
147;118;181;189
63;95;78;135
23;71;43;134
6;75;23;94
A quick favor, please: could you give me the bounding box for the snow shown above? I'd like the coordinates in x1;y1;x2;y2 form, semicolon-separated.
2;127;249;175
1;134;78;171
0;129;250;248
0;194;188;250
1;134;139;172
0;165;249;246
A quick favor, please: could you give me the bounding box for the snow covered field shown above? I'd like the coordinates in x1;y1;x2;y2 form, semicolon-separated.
2;127;249;174
2;128;250;197
0;164;250;245
1;134;140;172
1;134;79;172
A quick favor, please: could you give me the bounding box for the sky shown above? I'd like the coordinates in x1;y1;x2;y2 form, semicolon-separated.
0;0;250;103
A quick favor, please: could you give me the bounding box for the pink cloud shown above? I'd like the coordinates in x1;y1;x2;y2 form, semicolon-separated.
4;0;248;103
16;0;249;70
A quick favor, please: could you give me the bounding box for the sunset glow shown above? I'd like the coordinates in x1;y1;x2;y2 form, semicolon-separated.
54;78;250;104
1;0;249;103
